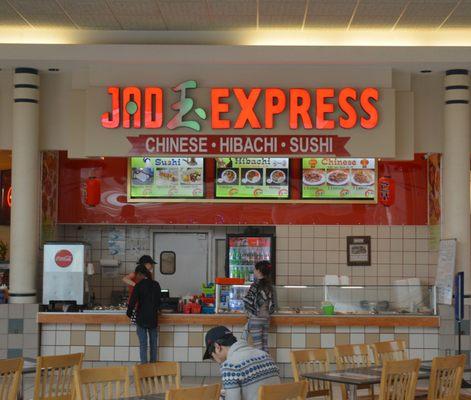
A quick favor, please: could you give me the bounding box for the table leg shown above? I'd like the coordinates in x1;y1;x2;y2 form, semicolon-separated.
19;374;24;400
347;384;358;400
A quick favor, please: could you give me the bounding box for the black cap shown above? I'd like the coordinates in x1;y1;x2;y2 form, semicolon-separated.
137;255;156;265
203;326;237;360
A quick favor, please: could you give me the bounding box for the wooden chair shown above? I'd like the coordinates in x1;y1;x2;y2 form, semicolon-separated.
426;355;465;400
165;383;220;400
0;358;23;400
73;366;129;400
335;344;375;400
290;349;333;400
378;359;420;400
372;341;407;365
33;353;83;400
133;362;180;395
258;381;309;400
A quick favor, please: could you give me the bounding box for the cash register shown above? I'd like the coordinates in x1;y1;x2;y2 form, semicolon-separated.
159;289;179;313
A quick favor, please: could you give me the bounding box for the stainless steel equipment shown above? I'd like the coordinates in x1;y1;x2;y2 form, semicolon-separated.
42;242;90;306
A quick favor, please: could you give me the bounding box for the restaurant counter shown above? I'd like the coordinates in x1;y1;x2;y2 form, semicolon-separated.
37;312;440;377
37;312;439;327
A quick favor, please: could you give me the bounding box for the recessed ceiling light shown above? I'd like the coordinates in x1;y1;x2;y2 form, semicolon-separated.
420;69;432;73
48;68;60;72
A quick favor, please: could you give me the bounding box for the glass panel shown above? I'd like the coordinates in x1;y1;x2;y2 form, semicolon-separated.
215;284;437;315
160;251;176;275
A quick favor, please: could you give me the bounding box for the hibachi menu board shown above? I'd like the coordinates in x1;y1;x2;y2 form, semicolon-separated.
215;158;289;199
302;158;376;201
129;157;204;199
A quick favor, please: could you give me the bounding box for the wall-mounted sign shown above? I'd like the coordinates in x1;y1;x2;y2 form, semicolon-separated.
347;236;371;266
98;82;382;158
102;84;379;131
215;157;289;199
128;134;350;157
301;158;377;202
129;157;204;199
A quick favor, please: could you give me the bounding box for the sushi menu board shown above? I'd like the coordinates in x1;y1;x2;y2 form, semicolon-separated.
215;158;289;199
129;157;204;198
302;158;377;201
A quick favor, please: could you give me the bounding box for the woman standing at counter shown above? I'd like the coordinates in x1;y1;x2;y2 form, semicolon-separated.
127;264;162;364
242;261;276;353
122;255;155;300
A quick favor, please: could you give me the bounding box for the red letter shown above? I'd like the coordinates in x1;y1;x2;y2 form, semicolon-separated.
211;88;230;129
316;88;335;130
360;87;379;129
338;87;358;129
289;89;313;129
265;88;286;129
122;87;141;128
101;87;120;128
234;88;262;129
144;87;163;129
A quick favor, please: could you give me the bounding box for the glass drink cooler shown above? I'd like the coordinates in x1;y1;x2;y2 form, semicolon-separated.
225;234;275;283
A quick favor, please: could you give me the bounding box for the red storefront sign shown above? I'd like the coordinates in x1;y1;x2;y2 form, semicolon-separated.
101;83;380;156
55;249;73;268
127;134;351;156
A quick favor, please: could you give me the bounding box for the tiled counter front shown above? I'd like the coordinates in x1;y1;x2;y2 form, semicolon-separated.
0;304;39;359
39;314;440;377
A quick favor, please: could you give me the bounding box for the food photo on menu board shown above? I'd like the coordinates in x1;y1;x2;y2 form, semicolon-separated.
215;157;289;199
129;157;204;198
302;158;376;201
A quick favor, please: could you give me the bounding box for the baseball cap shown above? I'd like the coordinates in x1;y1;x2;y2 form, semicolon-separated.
203;326;237;360
137;255;156;265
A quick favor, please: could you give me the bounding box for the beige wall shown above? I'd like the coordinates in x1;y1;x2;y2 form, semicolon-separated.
276;225;436;286
0;63;430;160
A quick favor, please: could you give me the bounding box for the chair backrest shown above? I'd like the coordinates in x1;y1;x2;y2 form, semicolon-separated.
133;362;181;395
34;353;83;400
372;340;407;365
73;366;129;400
290;349;331;396
258;381;309;400
428;354;465;400
0;358;23;400
334;344;371;370
378;359;420;400
165;384;220;400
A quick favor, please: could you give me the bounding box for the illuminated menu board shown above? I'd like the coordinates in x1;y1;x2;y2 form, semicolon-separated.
129;157;204;199
302;158;376;201
215;157;289;199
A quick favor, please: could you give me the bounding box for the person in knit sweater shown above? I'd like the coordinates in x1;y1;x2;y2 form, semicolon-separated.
242;261;276;352
203;326;280;400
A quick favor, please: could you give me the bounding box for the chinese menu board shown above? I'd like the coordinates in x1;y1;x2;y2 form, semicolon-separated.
302;158;376;201
129;157;204;198
215;158;289;199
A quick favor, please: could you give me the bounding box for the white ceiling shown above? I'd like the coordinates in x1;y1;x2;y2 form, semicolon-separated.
1;0;471;31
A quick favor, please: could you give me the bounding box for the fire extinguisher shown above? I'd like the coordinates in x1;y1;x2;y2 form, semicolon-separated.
378;176;395;206
85;177;101;207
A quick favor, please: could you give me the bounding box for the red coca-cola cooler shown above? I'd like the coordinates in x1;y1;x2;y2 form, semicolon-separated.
42;242;90;306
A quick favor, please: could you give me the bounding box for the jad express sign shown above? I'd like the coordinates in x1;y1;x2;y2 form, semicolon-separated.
100;83;381;157
54;249;73;268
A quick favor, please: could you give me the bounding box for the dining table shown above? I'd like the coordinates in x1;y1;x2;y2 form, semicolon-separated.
302;366;430;400
119;395;165;400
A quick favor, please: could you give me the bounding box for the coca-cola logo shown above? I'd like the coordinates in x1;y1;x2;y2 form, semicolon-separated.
55;249;73;268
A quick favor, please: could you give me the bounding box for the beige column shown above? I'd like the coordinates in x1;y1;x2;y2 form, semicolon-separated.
442;69;470;294
9;68;40;304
